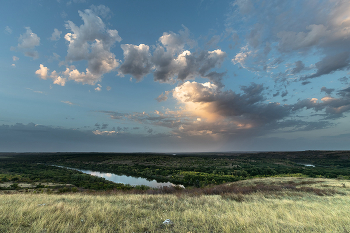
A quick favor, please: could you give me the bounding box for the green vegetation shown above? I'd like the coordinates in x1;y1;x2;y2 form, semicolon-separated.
0;151;349;191
0;177;349;232
0;162;134;191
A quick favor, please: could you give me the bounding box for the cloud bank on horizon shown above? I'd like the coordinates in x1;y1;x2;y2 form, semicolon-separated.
1;0;350;152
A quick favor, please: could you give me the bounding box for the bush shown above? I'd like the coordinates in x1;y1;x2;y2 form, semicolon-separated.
58;187;70;193
10;183;19;189
2;177;9;182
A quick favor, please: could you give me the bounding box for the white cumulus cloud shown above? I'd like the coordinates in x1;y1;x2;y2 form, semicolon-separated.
63;9;122;84
35;64;49;80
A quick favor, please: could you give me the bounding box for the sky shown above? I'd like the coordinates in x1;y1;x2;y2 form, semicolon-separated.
1;0;350;152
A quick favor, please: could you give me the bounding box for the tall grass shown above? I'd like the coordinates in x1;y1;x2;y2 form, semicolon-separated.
1;177;349;232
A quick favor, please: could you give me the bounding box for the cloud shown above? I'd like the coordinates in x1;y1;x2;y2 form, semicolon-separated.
27;88;44;94
100;111;126;120
302;81;311;85
17;27;40;58
12;56;19;62
119;44;152;81
158;25;195;55
100;81;292;139
172;81;291;130
281;90;288;98
232;0;254;14
321;86;335;95
62;8;121;84
53;76;66;86
232;45;253;69
291;61;305;74
227;0;350;84
50;28;62;41
273;91;280;97
339;76;349;84
152;48;227;86
206;35;221;48
61;11;68;18
118;27;226;86
106;86;111;91
35;64;67;86
67;0;86;5
277;24;328;53
0;122;172;152
5;26;12;34
93;130;116;136
95;84;102;91
90;4;111;18
50;71;67;87
300;52;350;81
156;91;171;102
147;128;153;134
61;101;75;106
1;121;349;152
18;27;40;49
292;88;350;119
35;64;49;80
51;71;66;86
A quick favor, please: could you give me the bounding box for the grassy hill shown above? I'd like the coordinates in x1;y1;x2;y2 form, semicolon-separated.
1;177;349;232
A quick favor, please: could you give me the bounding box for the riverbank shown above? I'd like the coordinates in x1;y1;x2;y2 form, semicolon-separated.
1;177;349;232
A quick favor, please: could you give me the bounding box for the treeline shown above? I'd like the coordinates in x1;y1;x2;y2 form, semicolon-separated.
54;160;350;188
0;163;134;190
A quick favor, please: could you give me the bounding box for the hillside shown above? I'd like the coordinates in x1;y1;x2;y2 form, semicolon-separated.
1;177;349;232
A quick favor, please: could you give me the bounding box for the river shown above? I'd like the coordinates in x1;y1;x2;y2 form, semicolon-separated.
54;165;174;188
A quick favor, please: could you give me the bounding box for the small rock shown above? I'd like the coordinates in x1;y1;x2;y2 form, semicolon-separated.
38;204;46;206
163;219;173;225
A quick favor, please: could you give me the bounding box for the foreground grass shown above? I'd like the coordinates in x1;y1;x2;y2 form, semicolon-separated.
1;178;350;232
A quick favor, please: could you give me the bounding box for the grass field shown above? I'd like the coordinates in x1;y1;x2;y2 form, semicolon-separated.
1;177;350;232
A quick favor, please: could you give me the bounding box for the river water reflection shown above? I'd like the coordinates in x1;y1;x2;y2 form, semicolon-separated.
56;166;174;188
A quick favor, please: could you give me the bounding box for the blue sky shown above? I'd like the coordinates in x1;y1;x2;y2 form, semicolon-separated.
1;0;350;152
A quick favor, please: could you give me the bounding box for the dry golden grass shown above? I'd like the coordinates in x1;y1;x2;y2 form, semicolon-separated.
0;177;350;232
